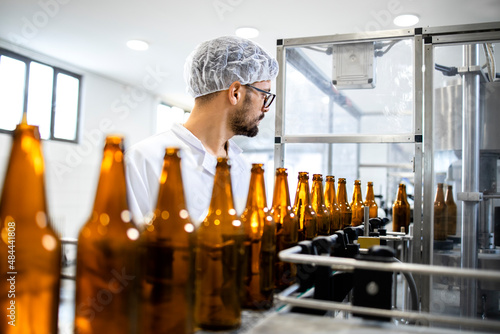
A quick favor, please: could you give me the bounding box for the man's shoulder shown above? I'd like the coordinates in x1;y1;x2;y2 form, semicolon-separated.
126;128;187;163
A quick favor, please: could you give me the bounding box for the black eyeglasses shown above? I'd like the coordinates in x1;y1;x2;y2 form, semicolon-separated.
245;84;276;108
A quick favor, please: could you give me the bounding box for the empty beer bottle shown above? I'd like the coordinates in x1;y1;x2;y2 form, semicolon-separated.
364;181;378;219
350;180;365;226
392;183;410;234
311;174;330;236
270;168;299;290
434;183;447;240
293;172;317;240
0;119;61;334
336;178;352;229
138;148;195;334
241;164;275;310
194;158;245;330
324;176;341;232
445;185;457;236
74;136;140;334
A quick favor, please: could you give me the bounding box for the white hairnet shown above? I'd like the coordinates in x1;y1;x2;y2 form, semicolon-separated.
184;36;279;98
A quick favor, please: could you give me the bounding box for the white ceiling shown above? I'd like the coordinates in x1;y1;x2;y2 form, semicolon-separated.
1;0;499;109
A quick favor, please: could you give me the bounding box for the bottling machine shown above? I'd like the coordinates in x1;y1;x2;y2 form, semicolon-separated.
265;22;500;333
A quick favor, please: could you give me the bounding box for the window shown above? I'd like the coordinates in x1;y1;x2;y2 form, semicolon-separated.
156;103;188;134
0;48;81;142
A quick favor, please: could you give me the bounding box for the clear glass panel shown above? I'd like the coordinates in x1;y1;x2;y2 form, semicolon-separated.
0;56;26;131
54;73;80;140
27;61;54;139
431;41;500;320
284;142;414;219
284;38;414;135
156;104;186;134
431;43;466;320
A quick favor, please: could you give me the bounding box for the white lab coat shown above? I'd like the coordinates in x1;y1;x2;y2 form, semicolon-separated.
125;123;251;226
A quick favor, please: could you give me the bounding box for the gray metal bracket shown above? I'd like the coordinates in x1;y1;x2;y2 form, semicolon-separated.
457;191;483;202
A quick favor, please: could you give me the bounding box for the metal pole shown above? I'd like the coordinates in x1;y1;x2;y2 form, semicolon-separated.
279;251;500;281
460;43;480;319
327;99;334;175
412;33;424;312
422;42;434;313
274;41;286;168
277;296;500;332
364;206;369;236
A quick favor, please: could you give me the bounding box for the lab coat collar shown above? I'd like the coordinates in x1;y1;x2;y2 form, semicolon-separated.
171;123;244;176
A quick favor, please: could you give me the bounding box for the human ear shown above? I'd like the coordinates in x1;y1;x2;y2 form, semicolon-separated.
228;81;242;105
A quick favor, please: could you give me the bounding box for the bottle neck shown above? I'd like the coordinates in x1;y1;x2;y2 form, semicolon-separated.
272;174;291;208
246;171;267;209
397;186;406;201
352;184;362;202
445;187;454;202
435;185;445;202
156;154;186;211
208;164;235;213
325;180;337;204
311;180;325;206
1;124;47;213
366;185;375;201
92;143;129;216
295;179;311;206
338;182;348;203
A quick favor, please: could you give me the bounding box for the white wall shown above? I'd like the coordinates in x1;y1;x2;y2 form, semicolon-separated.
0;41;158;238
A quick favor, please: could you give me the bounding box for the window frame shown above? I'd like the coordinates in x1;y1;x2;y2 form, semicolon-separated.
0;47;82;143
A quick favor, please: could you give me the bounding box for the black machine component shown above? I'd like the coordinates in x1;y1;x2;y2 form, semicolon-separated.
289;224;418;321
352;246;396;321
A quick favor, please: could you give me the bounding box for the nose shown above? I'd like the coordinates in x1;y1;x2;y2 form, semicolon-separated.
262;104;270;112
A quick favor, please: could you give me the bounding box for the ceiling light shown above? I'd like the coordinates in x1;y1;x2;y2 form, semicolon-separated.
126;39;149;51
393;14;419;27
235;27;259;39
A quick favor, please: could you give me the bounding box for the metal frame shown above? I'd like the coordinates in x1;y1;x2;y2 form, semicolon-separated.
421;41;434;313
275;28;426;311
278;246;500;331
0;47;82;143
275;21;500;322
274;28;421;169
412;33;425;311
282;134;415;144
421;22;500;320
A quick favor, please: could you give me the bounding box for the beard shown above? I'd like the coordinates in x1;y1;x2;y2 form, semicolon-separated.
229;95;264;137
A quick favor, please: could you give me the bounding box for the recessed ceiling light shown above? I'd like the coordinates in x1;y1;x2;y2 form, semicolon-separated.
126;39;149;51
235;27;259;39
393;14;419;27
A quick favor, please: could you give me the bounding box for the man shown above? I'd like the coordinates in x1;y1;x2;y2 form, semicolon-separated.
125;36;279;225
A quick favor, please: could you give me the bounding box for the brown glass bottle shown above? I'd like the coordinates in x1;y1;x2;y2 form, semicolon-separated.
311;174;330;236
324;176;341;232
293;172;317;240
74;136;140;334
270;168;299;290
403;184;411;224
0;121;61;334
241;164;275;310
445;185;457;236
364;181;378;219
434;183;447;240
194;158;245;330
350;180;365;226
138;148;195;334
336;178;352;229
393;183;410;234
402;184;411;227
